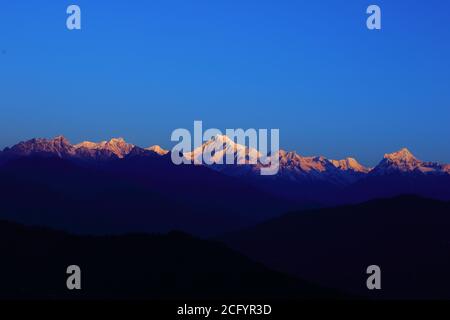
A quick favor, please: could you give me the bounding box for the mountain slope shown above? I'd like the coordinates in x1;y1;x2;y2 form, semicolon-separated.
0;220;339;299
0;155;297;236
220;196;450;299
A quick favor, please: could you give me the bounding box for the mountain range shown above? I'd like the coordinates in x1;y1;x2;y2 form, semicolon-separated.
0;135;449;236
1;135;449;184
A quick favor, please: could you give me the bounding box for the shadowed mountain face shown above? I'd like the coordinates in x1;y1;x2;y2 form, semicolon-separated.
0;220;339;299
0;155;297;237
220;196;450;299
342;174;450;204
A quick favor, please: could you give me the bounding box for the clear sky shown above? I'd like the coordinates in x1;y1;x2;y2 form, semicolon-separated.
0;0;449;166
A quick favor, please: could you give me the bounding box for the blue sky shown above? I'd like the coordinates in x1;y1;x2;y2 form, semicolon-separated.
0;0;449;166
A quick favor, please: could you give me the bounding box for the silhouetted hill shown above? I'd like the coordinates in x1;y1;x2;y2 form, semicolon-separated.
220;196;450;299
0;156;296;236
0;220;338;299
342;174;450;203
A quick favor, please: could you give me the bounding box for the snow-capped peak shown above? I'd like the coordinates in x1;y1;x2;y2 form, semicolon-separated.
74;137;134;159
330;157;370;173
383;148;417;162
185;134;261;164
146;145;169;155
52;135;71;144
7;135;74;157
74;141;99;149
371;147;449;176
378;148;422;171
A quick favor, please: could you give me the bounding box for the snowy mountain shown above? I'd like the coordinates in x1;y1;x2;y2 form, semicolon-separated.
1;136;448;187
183;136;450;185
146;145;169;155
184;134;261;165
370;148;449;176
2;136;137;160
272;151;369;185
183;135;370;185
74;138;135;159
330;157;370;173
4;135;75;158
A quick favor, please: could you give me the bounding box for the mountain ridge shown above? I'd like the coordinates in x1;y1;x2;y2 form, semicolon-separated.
0;218;339;299
2;135;448;186
219;195;450;299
